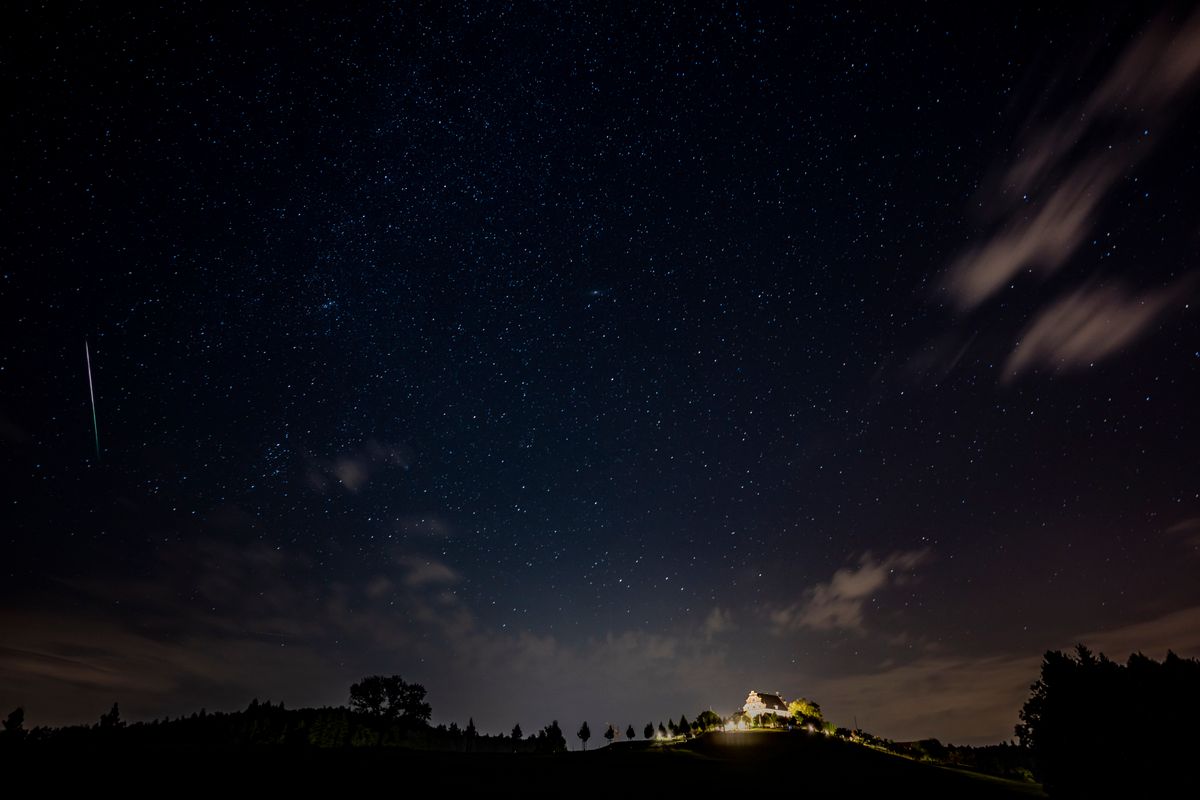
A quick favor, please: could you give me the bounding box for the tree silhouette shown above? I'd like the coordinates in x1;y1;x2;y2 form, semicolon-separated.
644;722;654;739
577;720;591;750
99;702;124;729
1017;645;1200;795
511;723;522;741
3;708;24;740
677;715;691;736
626;724;636;740
349;675;387;715
658;722;667;738
348;675;431;722
604;723;616;744
539;721;567;754
787;697;825;730
463;717;477;752
385;676;431;722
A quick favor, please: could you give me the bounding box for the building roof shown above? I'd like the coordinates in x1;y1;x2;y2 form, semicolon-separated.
746;691;788;711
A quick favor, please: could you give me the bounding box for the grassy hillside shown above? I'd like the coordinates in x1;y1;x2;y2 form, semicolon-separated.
585;731;1042;796
15;729;1043;795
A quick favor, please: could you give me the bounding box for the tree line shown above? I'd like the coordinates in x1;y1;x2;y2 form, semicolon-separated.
0;675;567;753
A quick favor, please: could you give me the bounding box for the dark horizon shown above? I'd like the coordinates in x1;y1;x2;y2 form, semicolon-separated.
3;2;1200;746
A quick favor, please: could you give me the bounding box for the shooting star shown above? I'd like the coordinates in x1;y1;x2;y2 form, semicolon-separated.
85;339;100;461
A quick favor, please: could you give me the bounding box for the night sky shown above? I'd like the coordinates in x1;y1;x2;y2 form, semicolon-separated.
3;2;1200;745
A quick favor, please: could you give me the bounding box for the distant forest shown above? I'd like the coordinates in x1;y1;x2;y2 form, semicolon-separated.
1;675;569;753
0;699;569;753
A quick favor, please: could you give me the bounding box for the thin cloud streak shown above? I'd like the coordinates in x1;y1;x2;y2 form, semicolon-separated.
932;8;1200;382
1003;278;1194;379
944;8;1200;313
945;158;1121;309
397;556;461;588
770;549;930;634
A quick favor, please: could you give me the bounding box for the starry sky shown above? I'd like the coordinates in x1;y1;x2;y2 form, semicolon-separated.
3;2;1200;745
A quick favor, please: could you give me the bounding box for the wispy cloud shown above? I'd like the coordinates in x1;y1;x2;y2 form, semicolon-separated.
809;605;1200;744
944;9;1200;312
0;536;738;733
810;652;1037;745
937;8;1200;378
397;555;461;588
7;531;1200;745
1166;518;1200;558
304;440;411;493
1077;605;1200;658
1003;278;1194;379
946;158;1123;310
364;575;394;599
770;549;930;634
702;607;733;642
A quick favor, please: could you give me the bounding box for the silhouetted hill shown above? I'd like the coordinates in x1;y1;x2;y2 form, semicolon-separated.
593;731;1042;796
7;728;1042;796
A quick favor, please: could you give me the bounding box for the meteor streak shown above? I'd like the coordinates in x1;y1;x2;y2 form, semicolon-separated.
85;339;100;461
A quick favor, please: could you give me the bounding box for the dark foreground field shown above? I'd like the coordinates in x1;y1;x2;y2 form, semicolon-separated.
16;730;1043;796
